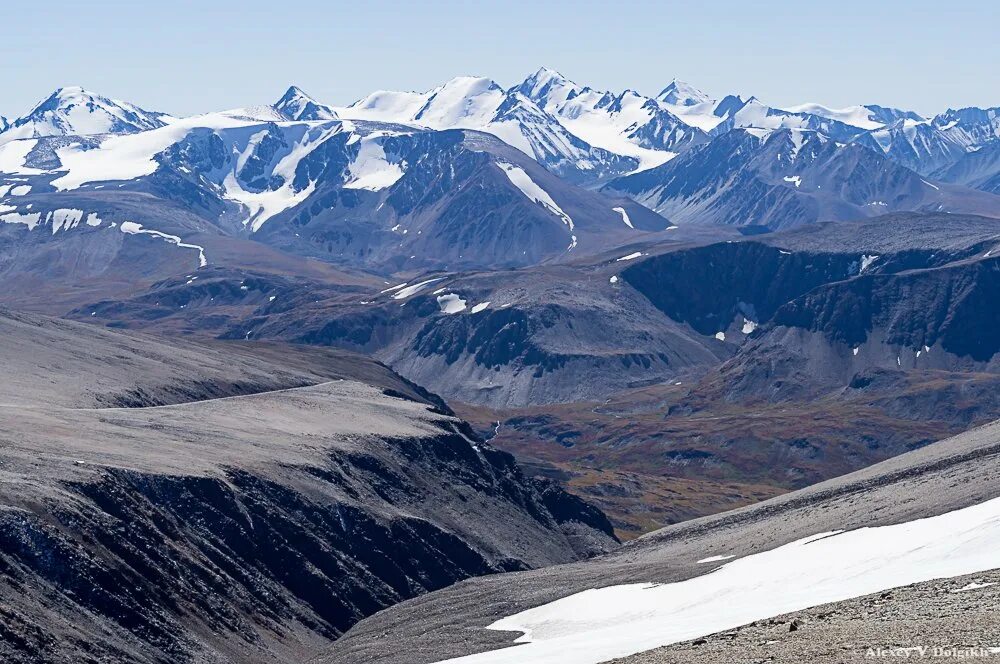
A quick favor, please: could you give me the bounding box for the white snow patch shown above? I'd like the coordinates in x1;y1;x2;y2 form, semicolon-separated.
715;331;726;341
119;221;207;267
612;207;633;229
744;127;773;140
741;318;757;335
609;275;619;284
343;135;406;191
393;277;444;299
616;252;642;262
497;162;573;231
951;582;996;593
0;211;42;230
0;139;43;175
9;184;31;196
860;255;879;273
697;555;735;564
921;179;941;191
853;347;860;356
470;301;491;314
47;209;84;233
380;282;408;294
441;495;1000;664
783;175;801;188
436;293;467;314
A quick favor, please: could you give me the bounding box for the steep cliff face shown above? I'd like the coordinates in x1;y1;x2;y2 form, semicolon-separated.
700;242;1000;408
620;242;859;337
0;311;615;663
771;258;1000;360
620;214;1000;342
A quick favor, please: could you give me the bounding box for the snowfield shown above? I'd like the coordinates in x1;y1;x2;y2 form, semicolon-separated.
497;161;573;230
342;134;406;191
436;293;467;314
436;494;1000;664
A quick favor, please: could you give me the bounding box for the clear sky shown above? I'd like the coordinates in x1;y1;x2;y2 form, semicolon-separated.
2;0;997;120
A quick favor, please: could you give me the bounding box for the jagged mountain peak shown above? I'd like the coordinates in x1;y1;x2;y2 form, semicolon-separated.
657;79;712;107
515;68;582;111
519;67;575;91
713;94;751;118
274;85;339;121
523;66;572;86
863;104;925;125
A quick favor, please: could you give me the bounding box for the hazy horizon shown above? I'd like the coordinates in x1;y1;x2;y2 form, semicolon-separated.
2;0;997;120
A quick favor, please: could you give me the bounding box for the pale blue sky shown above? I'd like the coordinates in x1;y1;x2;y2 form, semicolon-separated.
3;0;997;120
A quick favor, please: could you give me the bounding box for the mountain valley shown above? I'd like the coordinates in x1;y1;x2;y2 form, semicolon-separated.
0;63;998;664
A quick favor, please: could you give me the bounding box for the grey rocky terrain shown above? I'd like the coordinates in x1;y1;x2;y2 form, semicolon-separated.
0;309;615;663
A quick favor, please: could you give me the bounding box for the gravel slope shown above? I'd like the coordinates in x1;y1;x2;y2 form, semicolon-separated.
614;570;1000;663
321;417;1000;664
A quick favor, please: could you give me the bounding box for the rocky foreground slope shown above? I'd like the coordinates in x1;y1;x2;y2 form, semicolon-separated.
0;310;615;663
614;569;1000;663
321;415;1000;663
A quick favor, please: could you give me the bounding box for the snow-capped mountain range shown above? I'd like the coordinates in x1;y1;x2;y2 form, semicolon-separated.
0;71;997;276
337;74;640;183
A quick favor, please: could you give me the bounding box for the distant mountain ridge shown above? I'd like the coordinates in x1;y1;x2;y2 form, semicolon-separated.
0;90;669;277
603;127;1000;229
0;75;996;280
0;86;171;145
